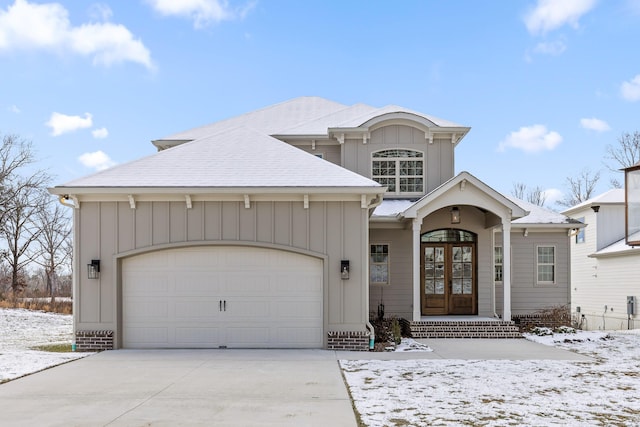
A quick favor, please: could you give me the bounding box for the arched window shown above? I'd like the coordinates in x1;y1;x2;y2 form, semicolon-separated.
372;149;423;195
420;229;476;243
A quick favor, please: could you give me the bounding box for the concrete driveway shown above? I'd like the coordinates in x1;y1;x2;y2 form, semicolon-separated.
0;340;590;426
0;349;358;427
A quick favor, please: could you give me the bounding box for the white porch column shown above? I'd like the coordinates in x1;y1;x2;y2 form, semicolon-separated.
412;218;421;321
502;216;512;321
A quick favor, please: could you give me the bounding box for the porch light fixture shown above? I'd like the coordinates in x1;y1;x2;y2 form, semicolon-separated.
88;260;100;279
341;260;350;280
624;162;640;246
451;207;461;224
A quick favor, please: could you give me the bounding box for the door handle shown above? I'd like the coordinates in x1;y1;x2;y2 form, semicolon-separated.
219;300;222;312
223;300;227;311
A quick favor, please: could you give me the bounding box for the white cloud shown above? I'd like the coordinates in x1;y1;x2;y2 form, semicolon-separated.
0;0;153;70
498;124;563;153
92;127;109;139
78;150;115;171
621;74;640;102
542;188;563;206
8;104;20;113
580;117;610;131
524;0;597;35
45;112;92;136
533;39;567;56
146;0;255;28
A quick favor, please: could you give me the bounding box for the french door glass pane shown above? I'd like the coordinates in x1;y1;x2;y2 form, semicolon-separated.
425;279;435;294
435;279;445;294
452;279;462;294
463;279;473;294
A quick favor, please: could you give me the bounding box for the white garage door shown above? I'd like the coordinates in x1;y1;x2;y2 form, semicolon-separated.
122;246;323;349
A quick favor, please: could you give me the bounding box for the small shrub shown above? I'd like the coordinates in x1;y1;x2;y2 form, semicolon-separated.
391;318;402;345
529;326;553;336
554;326;576;334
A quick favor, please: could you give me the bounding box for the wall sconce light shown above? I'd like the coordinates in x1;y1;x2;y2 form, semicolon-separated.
88;260;100;279
341;260;350;280
451;207;460;224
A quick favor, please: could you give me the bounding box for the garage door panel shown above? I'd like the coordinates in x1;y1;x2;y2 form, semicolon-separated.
125;327;169;346
176;273;221;295
124;298;170;320
124;272;170;295
175;327;221;346
276;300;322;319
174;298;220;320
123;246;323;349
224;273;271;294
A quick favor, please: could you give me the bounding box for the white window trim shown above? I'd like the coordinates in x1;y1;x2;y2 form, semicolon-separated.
370;243;391;285
575;217;585;244
371;148;424;196
494;245;503;284
536;245;556;285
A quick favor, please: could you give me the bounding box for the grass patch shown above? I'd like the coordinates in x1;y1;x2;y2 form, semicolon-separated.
31;343;73;353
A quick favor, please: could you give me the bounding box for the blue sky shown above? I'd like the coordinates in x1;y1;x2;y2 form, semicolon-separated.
1;0;639;208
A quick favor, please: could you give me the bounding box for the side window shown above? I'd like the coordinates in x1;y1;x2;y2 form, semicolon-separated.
370;244;390;285
372;149;424;196
537;246;555;284
494;246;503;282
575;217;585;244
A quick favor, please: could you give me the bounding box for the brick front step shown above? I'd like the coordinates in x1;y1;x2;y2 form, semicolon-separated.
410;320;522;339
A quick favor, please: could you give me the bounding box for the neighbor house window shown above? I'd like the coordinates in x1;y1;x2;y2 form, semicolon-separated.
575;217;585;244
370;244;389;285
372;149;424;195
537;246;555;284
494;246;503;282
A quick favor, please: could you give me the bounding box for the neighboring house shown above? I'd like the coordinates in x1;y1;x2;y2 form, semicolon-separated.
563;189;640;331
49;97;581;351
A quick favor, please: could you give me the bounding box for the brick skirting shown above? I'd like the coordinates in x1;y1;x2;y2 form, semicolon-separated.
327;331;370;351
75;330;114;351
513;311;571;332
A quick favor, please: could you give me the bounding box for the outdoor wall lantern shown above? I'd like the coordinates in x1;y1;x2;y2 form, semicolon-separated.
624;162;640;246
88;259;100;279
451;207;461;224
341;260;350;280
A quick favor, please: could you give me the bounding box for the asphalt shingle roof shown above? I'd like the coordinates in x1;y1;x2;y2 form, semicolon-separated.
60;127;381;189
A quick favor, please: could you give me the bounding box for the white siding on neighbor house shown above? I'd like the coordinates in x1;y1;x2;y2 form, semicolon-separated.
495;231;570;315
595;205;625;250
567;204;639;330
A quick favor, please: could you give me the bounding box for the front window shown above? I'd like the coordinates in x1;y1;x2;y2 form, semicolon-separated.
494;246;503;282
575;217;585;243
370;244;389;285
537;246;555;284
372;149;424;195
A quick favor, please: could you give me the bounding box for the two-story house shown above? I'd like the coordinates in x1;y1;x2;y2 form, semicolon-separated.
50;97;581;351
563;189;639;330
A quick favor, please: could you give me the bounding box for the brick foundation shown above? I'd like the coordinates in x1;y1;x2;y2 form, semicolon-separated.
327;331;370;351
513;311;571;332
75;330;114;351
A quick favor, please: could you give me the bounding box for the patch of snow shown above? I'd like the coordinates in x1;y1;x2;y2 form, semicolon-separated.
341;330;640;426
0;308;88;383
394;338;433;352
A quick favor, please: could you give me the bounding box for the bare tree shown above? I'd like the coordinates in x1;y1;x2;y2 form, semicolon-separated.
511;182;547;207
1;176;50;294
32;201;72;300
0;134;37;225
556;168;601;208
511;182;526;200
605;131;640;171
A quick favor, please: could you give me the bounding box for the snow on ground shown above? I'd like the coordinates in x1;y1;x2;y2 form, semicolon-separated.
341;330;640;426
0;308;87;383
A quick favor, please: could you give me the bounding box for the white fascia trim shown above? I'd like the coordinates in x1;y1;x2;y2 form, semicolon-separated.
49;186;384;196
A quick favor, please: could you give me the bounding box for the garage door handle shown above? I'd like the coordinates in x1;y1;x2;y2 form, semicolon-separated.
223;300;227;311
219;300;222;312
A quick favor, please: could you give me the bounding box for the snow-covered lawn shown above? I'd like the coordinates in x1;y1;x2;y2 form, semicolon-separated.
341;330;640;426
0;308;88;383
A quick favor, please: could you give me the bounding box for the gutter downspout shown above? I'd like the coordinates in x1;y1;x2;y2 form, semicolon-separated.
366;194;384;350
